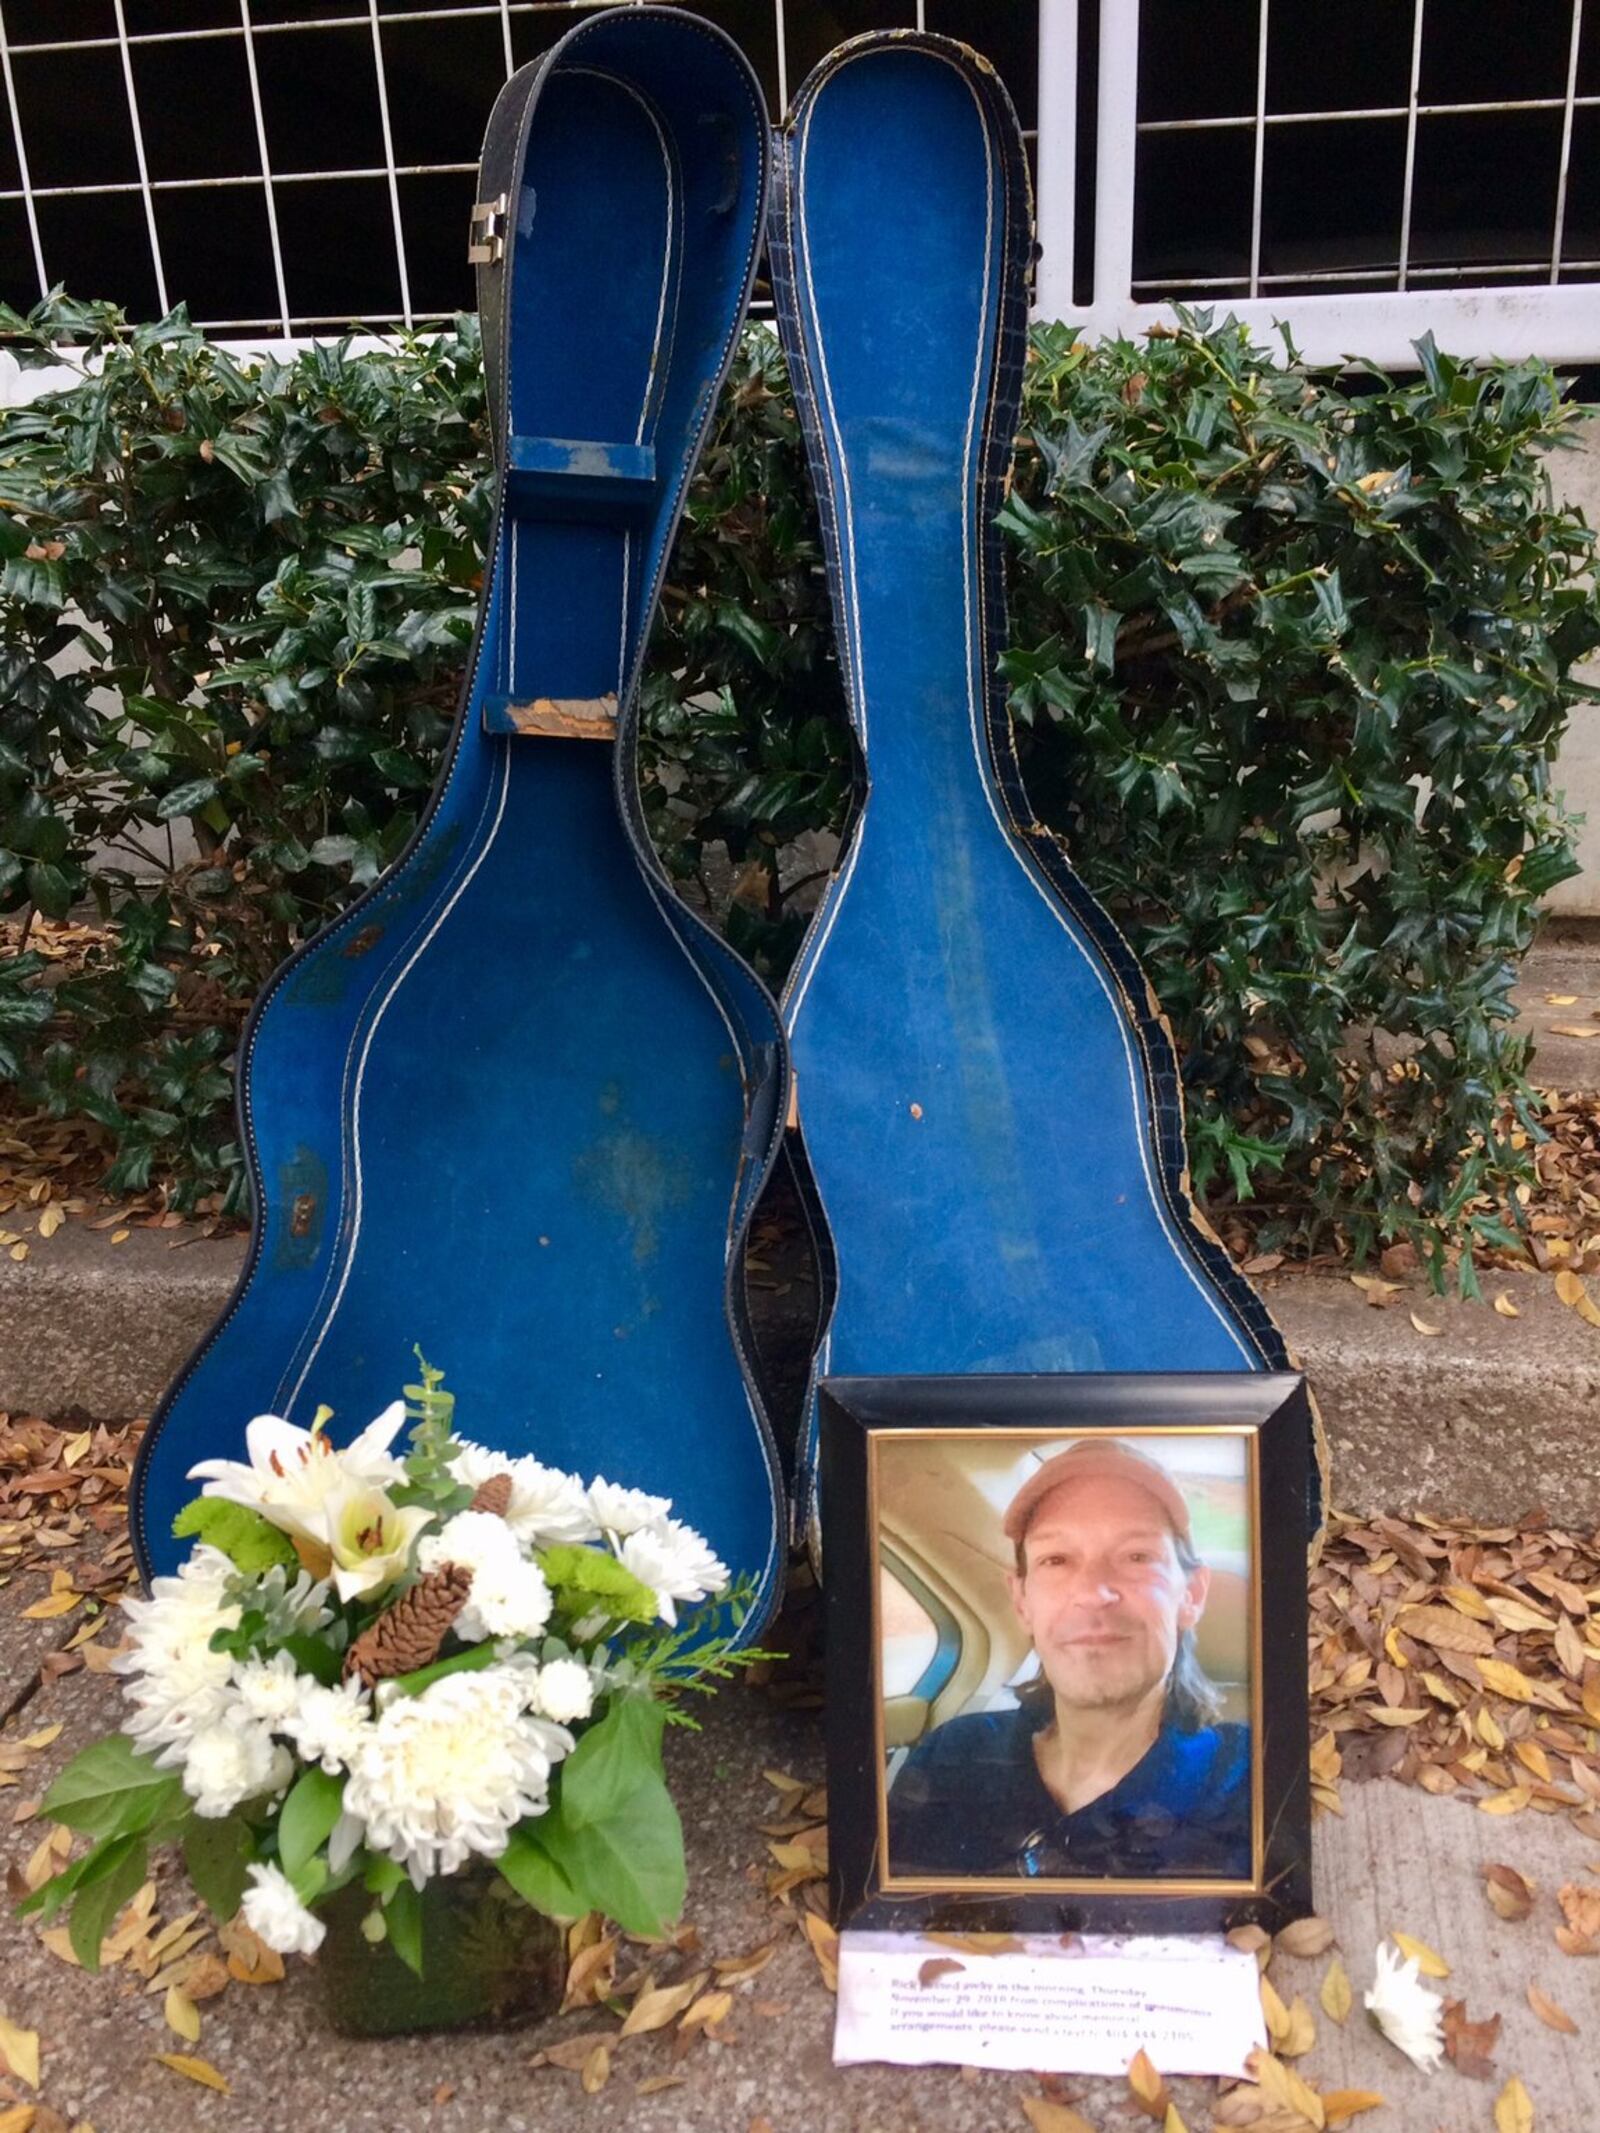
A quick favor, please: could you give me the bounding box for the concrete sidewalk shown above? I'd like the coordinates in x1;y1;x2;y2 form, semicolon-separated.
3;1593;1597;2133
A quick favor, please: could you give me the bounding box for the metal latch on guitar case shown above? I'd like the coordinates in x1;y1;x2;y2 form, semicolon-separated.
468;194;508;265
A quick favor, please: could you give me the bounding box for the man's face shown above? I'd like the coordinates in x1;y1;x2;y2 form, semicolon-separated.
1006;1474;1208;1713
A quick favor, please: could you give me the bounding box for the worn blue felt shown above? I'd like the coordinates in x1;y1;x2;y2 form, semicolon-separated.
132;12;786;1625
776;43;1281;1513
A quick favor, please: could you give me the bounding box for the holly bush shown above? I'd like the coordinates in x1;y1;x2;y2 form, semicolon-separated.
0;293;1595;1283
1000;315;1600;1285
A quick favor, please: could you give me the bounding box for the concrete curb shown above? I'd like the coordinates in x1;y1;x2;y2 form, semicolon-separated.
1;1223;1594;1522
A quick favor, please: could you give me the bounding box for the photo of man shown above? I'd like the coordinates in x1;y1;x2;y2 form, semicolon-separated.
884;1435;1254;1883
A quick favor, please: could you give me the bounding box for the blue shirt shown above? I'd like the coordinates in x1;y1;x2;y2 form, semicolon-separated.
887;1702;1253;1881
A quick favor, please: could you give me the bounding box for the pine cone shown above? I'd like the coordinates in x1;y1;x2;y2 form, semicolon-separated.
343;1563;474;1687
470;1472;515;1519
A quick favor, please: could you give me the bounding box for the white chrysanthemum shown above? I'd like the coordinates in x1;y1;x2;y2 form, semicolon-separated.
449;1440;599;1546
119;1546;243;1757
233;1649;304;1727
466;1554;553;1641
242;1862;325;1957
416;1510;553;1642
531;1657;595;1726
182;1712;284;1819
281;1677;374;1775
587;1479;672;1539
1364;1943;1445;2071
342;1667;574;1885
617;1518;730;1626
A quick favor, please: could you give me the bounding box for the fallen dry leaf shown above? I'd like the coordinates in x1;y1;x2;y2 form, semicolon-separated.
1484;1864;1536;1921
1554;1268;1600;1326
1494;2075;1534;2133
1557;1882;1600;1945
1259;1974;1291;2046
1126;2049;1169;2120
1320;2093;1386;2128
1389;1929;1449;1977
153;2054;229;2094
538;2036;609;2073
0;2012;40;2090
618;1974;706;2037
1319;1955;1352;2024
1525;1982;1576;2034
1279;1996;1315;2059
1442;1996;1501;2080
579;2042;609;2095
1246;2047;1325;2130
1273;1915;1335;1959
163;1985;201;2045
1021;2100;1098;2133
1408;1309;1441;1336
679;1989;733;2036
802;1911;838;1993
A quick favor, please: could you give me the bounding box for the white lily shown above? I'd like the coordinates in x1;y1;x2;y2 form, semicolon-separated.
188;1401;410;1558
320;1481;435;1603
1363;1942;1445;2071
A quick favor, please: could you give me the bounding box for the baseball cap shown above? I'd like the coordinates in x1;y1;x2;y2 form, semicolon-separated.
1003;1438;1193;1548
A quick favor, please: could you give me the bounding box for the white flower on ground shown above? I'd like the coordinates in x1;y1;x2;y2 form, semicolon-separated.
1364;1942;1446;2071
321;1482;435;1603
449;1440;599;1547
531;1657;595;1725
118;1546;243;1758
181;1711;284;1819
617;1517;730;1626
232;1649;304;1727
281;1677;374;1775
242;1863;326;1957
187;1402;410;1559
417;1510;553;1641
341;1666;573;1884
587;1479;672;1539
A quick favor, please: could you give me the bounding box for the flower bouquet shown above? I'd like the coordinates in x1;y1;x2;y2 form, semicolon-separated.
17;1359;764;2035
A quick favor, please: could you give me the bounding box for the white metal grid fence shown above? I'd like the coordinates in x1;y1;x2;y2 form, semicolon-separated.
0;1;1593;365
1035;0;1600;365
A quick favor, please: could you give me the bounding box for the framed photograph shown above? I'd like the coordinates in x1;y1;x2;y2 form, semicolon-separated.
819;1372;1313;1935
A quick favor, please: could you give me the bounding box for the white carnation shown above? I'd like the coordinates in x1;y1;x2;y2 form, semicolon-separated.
587;1479;672;1538
342;1667;574;1884
281;1677;374;1775
242;1862;325;1957
617;1517;729;1625
531;1657;595;1726
1364;1943;1446;2071
417;1510;553;1642
182;1712;285;1819
449;1440;599;1546
233;1649;304;1727
119;1546;243;1758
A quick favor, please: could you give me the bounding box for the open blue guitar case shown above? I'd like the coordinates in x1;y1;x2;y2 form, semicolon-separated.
769;33;1327;1544
131;8;791;1630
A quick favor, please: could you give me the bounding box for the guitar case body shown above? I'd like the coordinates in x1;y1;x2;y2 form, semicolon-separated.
770;34;1325;1543
132;8;790;1631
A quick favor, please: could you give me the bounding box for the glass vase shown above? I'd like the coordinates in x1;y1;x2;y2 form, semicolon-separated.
317;1868;566;2037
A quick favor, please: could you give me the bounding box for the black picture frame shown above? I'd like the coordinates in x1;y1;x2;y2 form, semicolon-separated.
819;1371;1314;1936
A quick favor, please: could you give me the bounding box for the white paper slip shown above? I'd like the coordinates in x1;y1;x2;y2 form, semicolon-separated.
833;1929;1267;2077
